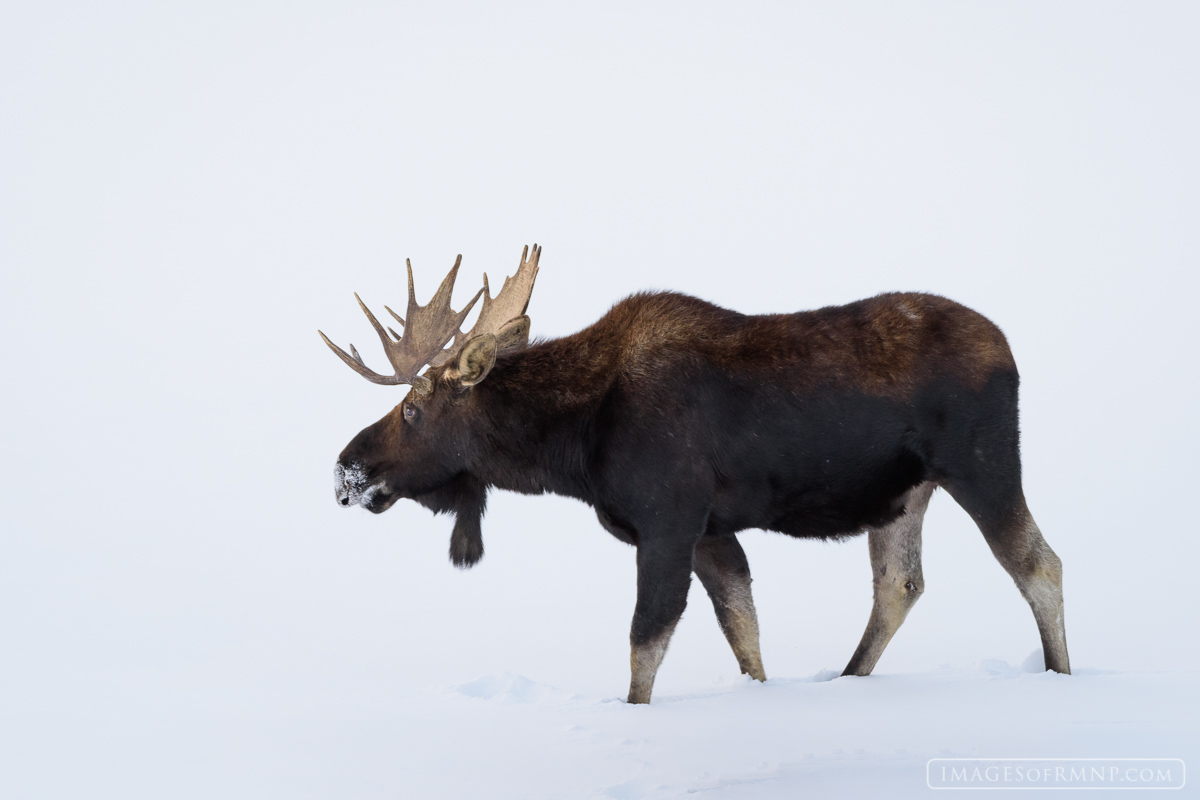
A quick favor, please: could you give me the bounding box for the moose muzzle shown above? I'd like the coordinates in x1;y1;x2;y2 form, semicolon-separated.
333;462;367;507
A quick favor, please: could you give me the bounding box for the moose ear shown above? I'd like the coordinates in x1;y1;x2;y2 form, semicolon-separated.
456;333;498;386
495;315;531;353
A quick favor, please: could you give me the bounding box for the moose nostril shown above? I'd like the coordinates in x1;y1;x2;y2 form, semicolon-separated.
340;496;350;506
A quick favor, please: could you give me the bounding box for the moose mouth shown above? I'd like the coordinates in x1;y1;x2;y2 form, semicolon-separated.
359;484;400;514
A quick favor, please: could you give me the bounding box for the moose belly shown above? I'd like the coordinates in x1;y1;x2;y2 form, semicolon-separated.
708;390;929;540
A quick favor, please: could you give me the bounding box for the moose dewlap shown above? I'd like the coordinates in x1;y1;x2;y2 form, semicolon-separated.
321;245;1070;704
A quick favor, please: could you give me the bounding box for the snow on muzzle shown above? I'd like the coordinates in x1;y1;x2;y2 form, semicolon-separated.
333;462;382;508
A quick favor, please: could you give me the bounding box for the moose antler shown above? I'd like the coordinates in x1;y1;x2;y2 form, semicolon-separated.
319;255;484;393
432;244;541;365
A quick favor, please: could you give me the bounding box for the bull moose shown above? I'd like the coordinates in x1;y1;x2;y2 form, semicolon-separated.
320;245;1071;704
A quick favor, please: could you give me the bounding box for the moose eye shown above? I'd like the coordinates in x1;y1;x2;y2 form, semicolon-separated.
403;405;418;422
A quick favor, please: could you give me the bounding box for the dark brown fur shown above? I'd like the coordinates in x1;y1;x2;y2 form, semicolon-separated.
332;289;1069;703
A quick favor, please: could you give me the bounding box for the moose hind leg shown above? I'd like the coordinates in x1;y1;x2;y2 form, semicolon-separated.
981;504;1070;674
843;482;934;677
694;535;766;681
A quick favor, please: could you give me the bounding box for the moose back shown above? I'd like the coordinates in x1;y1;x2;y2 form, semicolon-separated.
321;245;1070;704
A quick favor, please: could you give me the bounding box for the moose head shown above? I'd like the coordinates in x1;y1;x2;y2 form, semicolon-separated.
319;246;540;562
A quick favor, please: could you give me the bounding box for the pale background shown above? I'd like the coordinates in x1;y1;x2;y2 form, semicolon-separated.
2;2;1197;797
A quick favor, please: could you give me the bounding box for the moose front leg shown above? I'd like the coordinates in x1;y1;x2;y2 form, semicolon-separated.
843;482;935;677
694;535;766;681
628;535;698;704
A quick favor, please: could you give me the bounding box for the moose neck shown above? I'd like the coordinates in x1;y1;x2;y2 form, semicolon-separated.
465;334;611;503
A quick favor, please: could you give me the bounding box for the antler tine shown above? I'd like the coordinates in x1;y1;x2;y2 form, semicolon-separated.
405;258;418;323
317;329;406;385
355;292;393;351
428;254;464;311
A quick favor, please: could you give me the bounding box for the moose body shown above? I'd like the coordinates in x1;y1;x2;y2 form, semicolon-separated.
325;247;1070;703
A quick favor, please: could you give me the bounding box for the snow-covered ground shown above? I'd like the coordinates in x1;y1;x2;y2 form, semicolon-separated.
3;2;1199;798
2;664;1192;798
